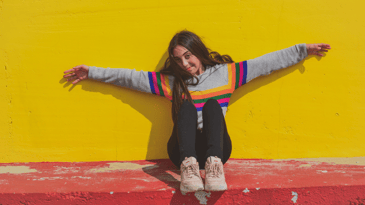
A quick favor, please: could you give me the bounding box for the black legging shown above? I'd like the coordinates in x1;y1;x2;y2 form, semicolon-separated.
167;99;232;169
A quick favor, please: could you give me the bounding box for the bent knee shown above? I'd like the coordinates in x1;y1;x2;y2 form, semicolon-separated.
203;99;221;112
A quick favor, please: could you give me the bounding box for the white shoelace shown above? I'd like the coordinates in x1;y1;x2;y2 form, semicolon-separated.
206;163;223;178
183;164;199;179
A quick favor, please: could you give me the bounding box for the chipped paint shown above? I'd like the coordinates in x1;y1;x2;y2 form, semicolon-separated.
0;166;37;174
0;179;8;184
194;191;211;204
130;177;154;182
1;159;365;203
87;162;158;173
33;177;63;181
110;192;113;194
71;176;91;179
291;191;298;203
276;157;365;166
53;166;80;174
299;164;312;168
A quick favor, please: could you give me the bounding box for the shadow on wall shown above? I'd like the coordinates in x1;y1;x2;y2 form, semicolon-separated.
60;50;173;160
60;50;322;161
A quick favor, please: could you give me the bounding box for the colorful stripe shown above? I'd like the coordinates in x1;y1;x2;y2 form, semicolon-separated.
241;61;247;85
148;61;247;107
235;62;240;89
148;72;172;99
148;72;156;94
155;73;165;97
193;93;232;104
239;61;244;87
151;73;160;96
161;75;172;100
234;61;248;88
187;64;235;100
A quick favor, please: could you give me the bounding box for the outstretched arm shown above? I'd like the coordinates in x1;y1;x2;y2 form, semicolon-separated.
245;43;330;84
63;65;173;100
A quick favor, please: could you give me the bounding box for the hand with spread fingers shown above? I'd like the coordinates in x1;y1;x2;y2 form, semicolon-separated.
64;65;89;84
306;43;331;56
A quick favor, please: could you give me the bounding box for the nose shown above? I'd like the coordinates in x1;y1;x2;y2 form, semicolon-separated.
182;59;189;68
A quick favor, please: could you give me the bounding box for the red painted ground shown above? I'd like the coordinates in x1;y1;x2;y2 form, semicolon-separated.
0;159;365;204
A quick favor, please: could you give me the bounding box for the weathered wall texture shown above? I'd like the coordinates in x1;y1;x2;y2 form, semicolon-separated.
1;0;364;163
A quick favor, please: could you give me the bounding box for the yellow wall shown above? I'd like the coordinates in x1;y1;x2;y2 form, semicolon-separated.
1;0;364;163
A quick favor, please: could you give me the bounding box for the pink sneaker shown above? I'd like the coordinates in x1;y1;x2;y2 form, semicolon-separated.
205;156;227;191
180;157;204;193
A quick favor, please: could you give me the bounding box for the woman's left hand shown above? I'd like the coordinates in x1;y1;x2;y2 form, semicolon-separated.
306;43;331;56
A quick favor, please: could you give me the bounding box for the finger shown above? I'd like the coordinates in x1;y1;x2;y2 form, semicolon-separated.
319;43;331;49
63;73;75;78
67;76;78;82
64;68;75;74
72;79;81;84
79;76;87;80
73;65;85;69
316;51;324;56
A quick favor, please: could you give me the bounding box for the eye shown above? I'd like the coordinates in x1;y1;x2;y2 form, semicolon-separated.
185;54;191;59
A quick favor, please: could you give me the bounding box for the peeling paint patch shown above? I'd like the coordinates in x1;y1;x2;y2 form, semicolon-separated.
33;177;63;181
0;166;37;174
54;166;80;174
276;157;365;166
87;162;159;173
194;191;211;204
317;170;328;173
243;188;250;193
130;177;153;182
291;191;298;203
299;164;311;168
0;179;8;184
256;188;260;190
110;192;113;194
71;176;91;179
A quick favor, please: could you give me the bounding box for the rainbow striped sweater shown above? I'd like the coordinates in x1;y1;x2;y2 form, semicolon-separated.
88;44;308;128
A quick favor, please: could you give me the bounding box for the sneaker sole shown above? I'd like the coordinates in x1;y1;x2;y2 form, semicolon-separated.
180;184;204;193
205;183;227;191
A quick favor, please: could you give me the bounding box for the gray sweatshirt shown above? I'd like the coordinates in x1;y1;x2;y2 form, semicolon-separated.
88;44;308;129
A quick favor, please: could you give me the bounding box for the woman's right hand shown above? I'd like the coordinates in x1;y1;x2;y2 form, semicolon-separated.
64;65;89;84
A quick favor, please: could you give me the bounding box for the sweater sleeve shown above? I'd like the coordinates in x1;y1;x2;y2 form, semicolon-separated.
88;67;173;100
231;44;308;90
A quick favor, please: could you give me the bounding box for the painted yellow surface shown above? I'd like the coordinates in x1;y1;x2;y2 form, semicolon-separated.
1;0;364;163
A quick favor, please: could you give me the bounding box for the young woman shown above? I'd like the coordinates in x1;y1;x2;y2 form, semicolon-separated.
64;30;330;193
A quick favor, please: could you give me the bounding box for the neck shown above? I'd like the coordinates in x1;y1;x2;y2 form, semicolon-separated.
195;66;204;76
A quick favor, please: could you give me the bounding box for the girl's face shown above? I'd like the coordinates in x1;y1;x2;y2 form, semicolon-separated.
172;45;204;76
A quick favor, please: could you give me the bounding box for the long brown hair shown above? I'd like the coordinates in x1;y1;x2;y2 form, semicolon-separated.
160;30;234;124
